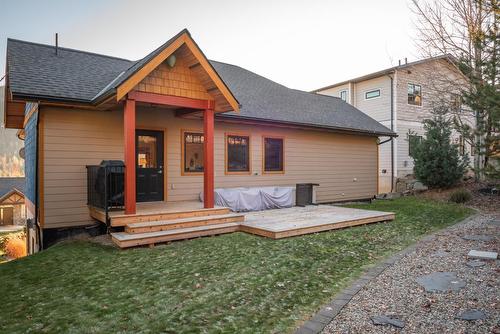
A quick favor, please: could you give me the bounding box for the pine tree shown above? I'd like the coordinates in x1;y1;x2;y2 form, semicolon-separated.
410;107;470;188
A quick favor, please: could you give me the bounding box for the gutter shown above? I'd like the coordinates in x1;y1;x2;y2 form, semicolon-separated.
216;114;397;138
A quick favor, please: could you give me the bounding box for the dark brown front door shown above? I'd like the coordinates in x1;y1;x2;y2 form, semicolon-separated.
1;207;14;225
136;130;164;202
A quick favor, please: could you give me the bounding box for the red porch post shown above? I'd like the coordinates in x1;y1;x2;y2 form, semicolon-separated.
203;105;215;208
124;97;136;214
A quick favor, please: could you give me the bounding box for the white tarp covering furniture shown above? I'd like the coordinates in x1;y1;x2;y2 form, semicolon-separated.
200;187;295;212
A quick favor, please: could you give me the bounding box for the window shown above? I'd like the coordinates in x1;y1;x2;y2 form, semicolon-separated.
365;89;380;99
226;134;250;173
408;135;422;156
339;90;347;102
137;135;157;168
263;137;284;172
470;143;475;156
408;83;422;106
451;94;462;112
183;131;204;173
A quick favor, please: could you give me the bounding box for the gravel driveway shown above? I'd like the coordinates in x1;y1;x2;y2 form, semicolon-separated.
322;213;499;334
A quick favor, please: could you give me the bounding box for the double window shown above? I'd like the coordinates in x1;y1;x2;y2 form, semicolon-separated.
408;83;422;106
263;137;284;173
182;131;204;174
226;134;250;173
365;89;380;100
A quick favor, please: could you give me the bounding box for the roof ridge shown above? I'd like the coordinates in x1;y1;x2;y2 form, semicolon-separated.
7;38;133;62
210;59;290;90
311;54;453;92
291;87;343;101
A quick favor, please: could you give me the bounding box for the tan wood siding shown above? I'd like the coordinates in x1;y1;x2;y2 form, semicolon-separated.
41;108;124;228
42;106;378;229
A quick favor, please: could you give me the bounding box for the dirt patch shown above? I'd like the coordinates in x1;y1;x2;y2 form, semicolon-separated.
417;180;500;213
89;234;118;248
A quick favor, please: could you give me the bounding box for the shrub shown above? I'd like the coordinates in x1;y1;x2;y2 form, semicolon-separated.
449;189;472;203
0;231;24;250
4;236;27;259
410;106;469;188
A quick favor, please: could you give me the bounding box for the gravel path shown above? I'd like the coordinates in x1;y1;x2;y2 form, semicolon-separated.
322;213;500;334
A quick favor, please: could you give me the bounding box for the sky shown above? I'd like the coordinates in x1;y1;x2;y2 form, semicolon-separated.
0;0;419;92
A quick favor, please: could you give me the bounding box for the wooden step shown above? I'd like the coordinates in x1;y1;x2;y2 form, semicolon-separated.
112;222;240;248
125;213;245;233
109;207;231;227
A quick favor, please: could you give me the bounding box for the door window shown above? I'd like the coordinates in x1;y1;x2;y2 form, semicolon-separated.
137;135;158;168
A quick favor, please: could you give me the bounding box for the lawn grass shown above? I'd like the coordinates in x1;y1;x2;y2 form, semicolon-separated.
0;197;473;333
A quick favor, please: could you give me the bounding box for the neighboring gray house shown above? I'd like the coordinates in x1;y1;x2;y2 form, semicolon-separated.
313;56;472;193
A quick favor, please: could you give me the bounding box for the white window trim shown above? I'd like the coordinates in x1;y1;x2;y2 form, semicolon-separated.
339;89;348;102
364;88;381;100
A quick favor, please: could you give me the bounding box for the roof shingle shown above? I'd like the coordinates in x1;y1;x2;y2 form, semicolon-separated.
6;35;394;136
0;177;25;199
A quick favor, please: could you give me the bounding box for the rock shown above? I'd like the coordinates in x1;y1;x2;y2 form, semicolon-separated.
431;250;449;258
468;250;498;260
415;272;466;293
455;309;487;321
412;181;428;191
487;220;500;226
462;235;493;242
371;315;405;328
466;259;486;268
376;192;402;200
395;181;408;193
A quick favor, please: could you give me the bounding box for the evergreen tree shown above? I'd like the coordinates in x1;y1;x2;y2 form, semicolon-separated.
410;107;470;188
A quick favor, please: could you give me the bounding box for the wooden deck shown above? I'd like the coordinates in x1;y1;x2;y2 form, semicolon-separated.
89;201;231;227
91;201;394;248
240;205;395;239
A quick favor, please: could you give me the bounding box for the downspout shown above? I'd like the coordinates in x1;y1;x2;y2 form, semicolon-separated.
389;74;395;193
35;106;43;250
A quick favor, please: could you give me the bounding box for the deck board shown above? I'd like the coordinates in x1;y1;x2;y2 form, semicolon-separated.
240;205;394;239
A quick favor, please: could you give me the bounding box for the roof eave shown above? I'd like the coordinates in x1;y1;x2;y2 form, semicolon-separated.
216;114;397;137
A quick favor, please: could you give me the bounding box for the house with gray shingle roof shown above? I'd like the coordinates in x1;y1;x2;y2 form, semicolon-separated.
0;177;25;226
4;29;394;250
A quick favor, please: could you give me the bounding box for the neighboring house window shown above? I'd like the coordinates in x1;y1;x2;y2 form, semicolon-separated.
459;136;465;155
470;143;475;156
339;90;347;102
408;135;422;156
365;89;380;99
183;131;204;173
451;93;462;112
263;137;284;173
408;83;422;106
226;134;250;173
